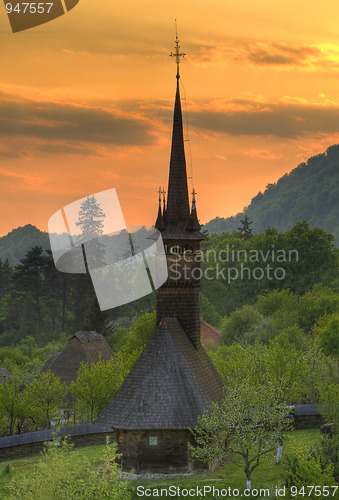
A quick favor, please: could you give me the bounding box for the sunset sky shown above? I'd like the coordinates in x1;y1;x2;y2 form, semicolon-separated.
1;0;339;236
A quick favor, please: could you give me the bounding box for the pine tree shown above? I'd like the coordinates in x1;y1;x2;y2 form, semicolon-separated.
237;214;253;240
75;195;107;270
75;195;106;243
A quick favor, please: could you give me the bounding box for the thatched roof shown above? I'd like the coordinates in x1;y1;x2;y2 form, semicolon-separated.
41;331;114;385
96;318;224;430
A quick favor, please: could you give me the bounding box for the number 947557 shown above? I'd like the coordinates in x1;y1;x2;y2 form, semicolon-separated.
5;3;54;14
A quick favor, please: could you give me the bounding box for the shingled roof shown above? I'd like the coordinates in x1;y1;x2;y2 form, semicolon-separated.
96;318;224;430
41;331;114;385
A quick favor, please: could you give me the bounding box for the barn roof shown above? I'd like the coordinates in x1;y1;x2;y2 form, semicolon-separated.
41;331;114;385
96;318;224;430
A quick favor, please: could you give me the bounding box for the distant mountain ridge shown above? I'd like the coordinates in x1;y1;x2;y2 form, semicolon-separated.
203;144;339;246
0;224;50;264
1;144;338;264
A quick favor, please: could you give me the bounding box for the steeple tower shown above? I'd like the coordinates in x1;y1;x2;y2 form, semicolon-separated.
155;30;202;239
155;31;204;349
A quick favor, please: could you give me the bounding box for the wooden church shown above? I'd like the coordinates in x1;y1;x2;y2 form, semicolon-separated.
96;36;224;473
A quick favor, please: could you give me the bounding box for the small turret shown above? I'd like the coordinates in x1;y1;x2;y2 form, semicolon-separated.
155;186;165;230
187;188;201;232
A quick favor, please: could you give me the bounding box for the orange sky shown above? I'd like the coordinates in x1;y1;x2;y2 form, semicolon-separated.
1;0;339;235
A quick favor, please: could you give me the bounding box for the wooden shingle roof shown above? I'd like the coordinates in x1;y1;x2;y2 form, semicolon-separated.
96;318;224;430
41;331;114;385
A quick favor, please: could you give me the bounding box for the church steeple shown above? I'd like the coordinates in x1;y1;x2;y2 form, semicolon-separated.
155;31;203;349
165;78;190;225
155;31;203;239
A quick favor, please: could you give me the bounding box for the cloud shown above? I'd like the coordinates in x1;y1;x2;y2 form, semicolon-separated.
0;90;158;157
188;99;339;139
0;168;42;189
243;149;284;160
190;41;339;70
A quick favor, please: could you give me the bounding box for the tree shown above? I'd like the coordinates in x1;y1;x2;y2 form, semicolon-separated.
0;259;11;299
237;214;253;240
314;313;339;358
25;371;66;429
9;437;131;500
220;305;263;345
71;359;116;423
76;195;106;242
82;296;110;336
0;370;28;435
190;382;290;490
11;246;49;338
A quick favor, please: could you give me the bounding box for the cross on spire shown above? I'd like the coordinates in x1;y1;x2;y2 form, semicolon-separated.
170;19;185;79
162;188;166;210
191;188;197;211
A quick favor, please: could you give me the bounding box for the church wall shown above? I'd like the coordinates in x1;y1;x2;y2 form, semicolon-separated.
117;429;198;474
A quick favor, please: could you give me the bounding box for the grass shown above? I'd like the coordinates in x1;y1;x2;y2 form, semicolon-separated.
0;429;321;499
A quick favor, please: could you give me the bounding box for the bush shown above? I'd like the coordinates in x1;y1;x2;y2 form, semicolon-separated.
9;437;131;500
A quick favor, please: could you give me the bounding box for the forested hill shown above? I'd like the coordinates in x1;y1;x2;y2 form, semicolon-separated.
0;224;50;264
203;144;339;246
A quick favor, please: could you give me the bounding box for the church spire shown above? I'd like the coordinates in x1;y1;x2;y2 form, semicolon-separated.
166;30;190;226
188;188;201;231
155;186;165;230
170;20;185;80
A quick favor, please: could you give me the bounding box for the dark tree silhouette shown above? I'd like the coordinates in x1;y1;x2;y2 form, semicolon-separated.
238;214;253;240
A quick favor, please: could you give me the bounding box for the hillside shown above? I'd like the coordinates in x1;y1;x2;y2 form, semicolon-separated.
203;144;339;246
0;224;50;264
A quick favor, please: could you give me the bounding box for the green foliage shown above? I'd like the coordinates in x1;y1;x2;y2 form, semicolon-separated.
0;225;50;266
25;371;66;429
208;338;338;405
0;346;30;370
106;326;130;351
313;313;339;357
299;285;339;332
203;144;339;246
282;442;336;497
71;359;119;423
200;223;337;317
8;437;131;500
220;305;263;345
0;370;28;435
119;311;156;357
200;294;221;327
